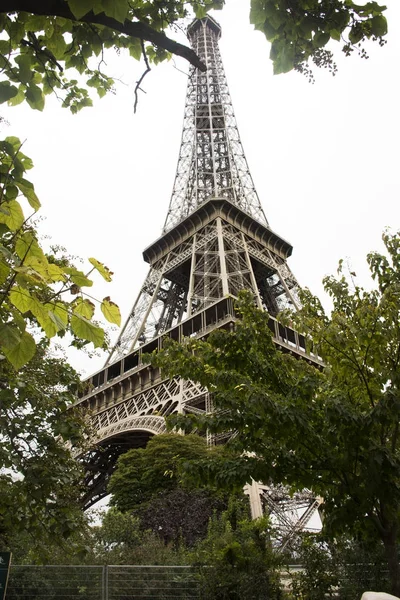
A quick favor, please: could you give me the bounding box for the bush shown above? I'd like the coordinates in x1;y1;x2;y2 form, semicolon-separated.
190;498;284;599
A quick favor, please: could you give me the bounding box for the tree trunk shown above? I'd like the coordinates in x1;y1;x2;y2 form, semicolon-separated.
381;527;400;597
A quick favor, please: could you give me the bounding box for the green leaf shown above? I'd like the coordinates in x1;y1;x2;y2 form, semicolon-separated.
313;31;330;47
46;262;66;282
47;308;68;332
0;260;10;284
194;5;207;19
0;82;18;104
9;286;34;314
101;297;121;326
0;200;24;231
73;297;95;319
64;267;93;287
15;231;45;262
101;0;128;23
15;54;33;85
3;331;36;370
129;39;142;61
67;0;95;19
330;29;341;42
349;25;364;44
16;178;41;210
29;298;58;337
0;323;21;350
370;15;387;36
25;84;45;111
50;301;69;329
89;257;113;281
70;314;105;347
273;46;295;74
4;185;19;200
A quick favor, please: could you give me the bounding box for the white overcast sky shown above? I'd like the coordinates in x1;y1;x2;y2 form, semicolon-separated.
2;0;400;376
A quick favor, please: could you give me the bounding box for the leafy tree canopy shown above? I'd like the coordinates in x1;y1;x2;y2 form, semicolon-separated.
0;0;388;113
153;230;400;595
251;0;388;76
109;434;233;547
190;498;282;600
108;433;225;512
0;343;87;557
0;136;121;369
0;0;220;113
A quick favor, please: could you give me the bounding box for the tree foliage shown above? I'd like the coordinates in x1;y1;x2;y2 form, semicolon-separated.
0;343;87;555
0;0;220;113
251;0;388;77
108;433;223;512
109;434;231;547
290;534;390;599
0;136;121;370
190;499;282;600
0;0;389;110
88;508;190;565
153;230;400;595
136;487;227;548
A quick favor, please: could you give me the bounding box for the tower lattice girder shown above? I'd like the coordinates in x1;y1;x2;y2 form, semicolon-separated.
76;15;322;545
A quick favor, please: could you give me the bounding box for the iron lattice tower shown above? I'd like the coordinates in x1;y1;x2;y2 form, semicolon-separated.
77;16;322;547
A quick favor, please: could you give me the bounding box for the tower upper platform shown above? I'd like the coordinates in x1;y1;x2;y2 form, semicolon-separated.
187;15;221;40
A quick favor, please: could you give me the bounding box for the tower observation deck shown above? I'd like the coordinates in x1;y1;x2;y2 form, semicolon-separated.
76;17;322;539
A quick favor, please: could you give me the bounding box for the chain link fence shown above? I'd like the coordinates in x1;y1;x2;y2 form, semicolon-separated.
7;565;200;600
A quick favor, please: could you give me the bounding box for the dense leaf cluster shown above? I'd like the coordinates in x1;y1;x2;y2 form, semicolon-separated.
0;344;87;555
109;434;229;546
0;136;121;369
0;0;389;111
0;0;220;112
250;0;387;76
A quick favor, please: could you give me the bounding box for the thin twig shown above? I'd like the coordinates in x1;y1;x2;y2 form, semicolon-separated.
134;39;151;114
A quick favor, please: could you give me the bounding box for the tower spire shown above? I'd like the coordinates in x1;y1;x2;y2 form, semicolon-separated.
163;16;268;232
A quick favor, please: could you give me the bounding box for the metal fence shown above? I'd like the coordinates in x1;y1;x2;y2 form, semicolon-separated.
7;566;200;600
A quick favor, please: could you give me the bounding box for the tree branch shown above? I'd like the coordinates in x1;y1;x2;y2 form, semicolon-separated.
1;0;206;71
134;39;151;114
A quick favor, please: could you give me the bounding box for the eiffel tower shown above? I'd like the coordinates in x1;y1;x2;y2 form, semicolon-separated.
77;15;323;545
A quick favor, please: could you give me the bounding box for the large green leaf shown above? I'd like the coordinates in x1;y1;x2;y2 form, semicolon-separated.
47;301;69;330
73;297;95;319
0;82;18;104
0;323;21;350
17;179;41;211
371;15;387;36
46;262;66;282
0;200;24;231
3;330;36;369
89;257;113;282
67;0;97;19
15;231;45;262
101;0;128;23
0;260;10;285
29;298;58;337
9;286;34;314
63;267;94;288
101;297;121;326
15;54;33;85
25;84;45;111
71;314;105;347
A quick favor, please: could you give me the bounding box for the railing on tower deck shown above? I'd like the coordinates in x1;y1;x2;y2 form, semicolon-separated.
76;296;323;407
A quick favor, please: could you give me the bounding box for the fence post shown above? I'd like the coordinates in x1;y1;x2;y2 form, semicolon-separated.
102;565;108;600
